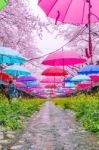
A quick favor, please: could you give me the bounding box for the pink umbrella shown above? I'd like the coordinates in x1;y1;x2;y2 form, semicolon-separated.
39;0;98;24
77;81;94;89
14;81;25;87
39;0;98;63
89;74;99;82
41;77;62;83
42;51;86;66
65;88;74;95
24;87;34;92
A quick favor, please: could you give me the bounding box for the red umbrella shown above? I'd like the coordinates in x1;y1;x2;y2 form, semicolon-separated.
42;67;68;76
0;71;12;81
45;84;57;89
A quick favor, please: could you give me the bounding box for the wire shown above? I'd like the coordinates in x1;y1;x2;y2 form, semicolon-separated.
26;25;87;62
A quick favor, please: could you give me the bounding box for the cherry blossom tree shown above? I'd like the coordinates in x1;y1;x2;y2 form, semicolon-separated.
54;23;99;64
0;0;51;73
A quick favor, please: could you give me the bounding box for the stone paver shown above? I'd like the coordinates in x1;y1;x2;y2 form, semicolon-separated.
10;101;99;150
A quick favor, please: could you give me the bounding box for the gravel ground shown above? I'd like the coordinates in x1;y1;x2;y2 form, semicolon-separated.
10;101;99;150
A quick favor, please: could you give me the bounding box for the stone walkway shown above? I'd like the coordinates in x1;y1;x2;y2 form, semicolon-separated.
10;101;99;150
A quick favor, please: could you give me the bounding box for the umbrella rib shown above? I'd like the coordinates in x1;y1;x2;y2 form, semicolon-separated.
47;0;58;16
82;0;86;24
62;0;73;23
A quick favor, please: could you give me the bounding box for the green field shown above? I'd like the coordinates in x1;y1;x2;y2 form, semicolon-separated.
53;94;99;134
0;94;46;130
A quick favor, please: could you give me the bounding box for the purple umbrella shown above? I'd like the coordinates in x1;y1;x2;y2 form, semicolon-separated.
17;75;37;82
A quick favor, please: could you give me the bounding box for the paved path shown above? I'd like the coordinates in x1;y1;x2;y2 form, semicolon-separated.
10;101;99;150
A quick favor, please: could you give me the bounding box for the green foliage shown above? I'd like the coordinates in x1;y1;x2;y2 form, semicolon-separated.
53;94;99;133
0;94;46;130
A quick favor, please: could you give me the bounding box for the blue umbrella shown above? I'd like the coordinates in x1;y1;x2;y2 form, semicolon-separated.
26;82;39;87
0;46;26;64
71;75;91;82
78;65;99;74
3;65;31;76
57;89;65;93
65;83;75;88
64;76;72;82
0;80;2;85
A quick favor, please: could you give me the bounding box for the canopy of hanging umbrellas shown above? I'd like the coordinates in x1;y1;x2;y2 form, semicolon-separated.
0;0;99;98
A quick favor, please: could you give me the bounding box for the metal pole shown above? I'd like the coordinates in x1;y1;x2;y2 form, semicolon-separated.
88;0;93;64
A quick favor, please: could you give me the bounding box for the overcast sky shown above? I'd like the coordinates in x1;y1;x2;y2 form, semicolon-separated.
28;0;66;54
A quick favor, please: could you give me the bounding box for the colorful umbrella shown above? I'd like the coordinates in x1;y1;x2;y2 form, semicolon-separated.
71;75;91;82
89;74;99;82
38;0;99;24
78;65;99;74
0;0;8;10
17;75;37;82
24;87;35;92
64;76;72;82
0;46;26;64
26;82;39;87
45;84;57;89
77;81;94;89
65;83;75;88
41;77;62;83
42;50;86;66
3;65;31;76
14;81;25;88
39;0;98;63
42;67;68;76
0;71;12;81
65;88;74;95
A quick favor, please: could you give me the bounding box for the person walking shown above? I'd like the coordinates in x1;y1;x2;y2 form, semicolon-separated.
7;80;17;103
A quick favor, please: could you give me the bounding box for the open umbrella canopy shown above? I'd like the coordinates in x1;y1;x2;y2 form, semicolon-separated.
0;0;8;10
0;46;20;55
0;71;12;81
45;84;57;89
39;0;99;24
17;75;37;82
64;76;72;82
77;81;94;87
41;77;62;83
14;81;25;88
26;82;39;87
65;83;75;88
24;87;35;92
42;50;86;66
71;75;91;82
3;65;31;76
42;67;68;76
0;46;26;64
89;74;99;82
78;65;99;74
77;81;94;89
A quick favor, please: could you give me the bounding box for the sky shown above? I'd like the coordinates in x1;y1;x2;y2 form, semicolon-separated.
28;0;66;54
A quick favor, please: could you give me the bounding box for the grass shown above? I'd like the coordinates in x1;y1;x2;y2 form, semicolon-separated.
53;94;99;134
0;93;46;130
